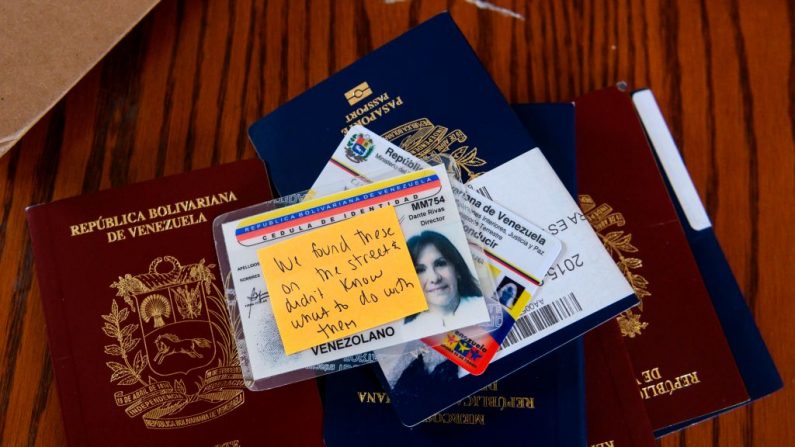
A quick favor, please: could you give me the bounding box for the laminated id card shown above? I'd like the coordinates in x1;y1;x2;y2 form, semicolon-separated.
214;164;491;389
310;126;562;374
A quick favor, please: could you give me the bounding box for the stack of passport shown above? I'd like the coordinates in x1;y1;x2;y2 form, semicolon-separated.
26;12;781;447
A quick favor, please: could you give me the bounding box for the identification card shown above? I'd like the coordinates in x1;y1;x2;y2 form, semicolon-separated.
467;149;635;361
257;206;428;355
311;127;563;374
308;125;430;198
422;183;562;373
217;165;490;383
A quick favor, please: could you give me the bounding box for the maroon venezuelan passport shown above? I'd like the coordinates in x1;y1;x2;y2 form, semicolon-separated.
26;160;323;446
586;321;655;447
575;87;749;433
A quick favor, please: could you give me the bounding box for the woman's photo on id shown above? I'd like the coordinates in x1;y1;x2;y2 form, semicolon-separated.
403;231;484;328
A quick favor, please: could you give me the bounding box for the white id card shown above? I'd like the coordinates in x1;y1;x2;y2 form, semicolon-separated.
216;165;490;384
468;149;635;360
310;126;561;312
311;127;564;374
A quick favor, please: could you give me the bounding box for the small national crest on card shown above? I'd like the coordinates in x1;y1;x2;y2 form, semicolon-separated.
345;133;375;163
103;256;245;429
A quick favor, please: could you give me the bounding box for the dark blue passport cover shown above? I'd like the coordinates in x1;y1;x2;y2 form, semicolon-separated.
248;13;539;195
322;103;586;447
322;341;584;447
632;89;782;436
249;12;633;427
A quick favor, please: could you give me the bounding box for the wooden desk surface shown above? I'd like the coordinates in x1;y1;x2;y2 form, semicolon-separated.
1;0;792;445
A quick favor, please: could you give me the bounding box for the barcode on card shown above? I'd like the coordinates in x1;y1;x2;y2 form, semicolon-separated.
501;293;583;348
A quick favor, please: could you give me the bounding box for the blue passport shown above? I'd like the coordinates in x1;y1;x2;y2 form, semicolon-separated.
322;341;584;447
248;13;539;195
632;89;782;435
322;103;586;447
249;12;633;427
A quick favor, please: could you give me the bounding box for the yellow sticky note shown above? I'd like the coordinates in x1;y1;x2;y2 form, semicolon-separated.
257;206;427;355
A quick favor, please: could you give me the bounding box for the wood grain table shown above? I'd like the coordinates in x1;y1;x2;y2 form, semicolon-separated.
1;0;792;445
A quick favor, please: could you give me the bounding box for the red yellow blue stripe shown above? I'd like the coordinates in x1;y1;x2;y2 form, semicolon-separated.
329;158;362;178
235;169;441;243
485;250;542;286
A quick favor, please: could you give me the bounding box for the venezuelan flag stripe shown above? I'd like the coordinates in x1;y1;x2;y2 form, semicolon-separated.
485;250;542;286
329;158;362;178
235;170;440;243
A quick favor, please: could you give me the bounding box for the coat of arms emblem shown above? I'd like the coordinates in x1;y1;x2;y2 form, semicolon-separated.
381;118;486;178
345;133;375;163
102;256;245;429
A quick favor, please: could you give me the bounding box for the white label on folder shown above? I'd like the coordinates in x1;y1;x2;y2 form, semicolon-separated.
468;149;636;360
632;89;712;231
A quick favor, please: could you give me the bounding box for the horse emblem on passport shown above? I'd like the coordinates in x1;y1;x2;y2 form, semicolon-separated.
102;256;245;429
152;334;211;365
345;132;375;163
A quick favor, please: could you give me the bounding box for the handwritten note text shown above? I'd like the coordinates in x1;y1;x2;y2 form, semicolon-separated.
257;206;426;354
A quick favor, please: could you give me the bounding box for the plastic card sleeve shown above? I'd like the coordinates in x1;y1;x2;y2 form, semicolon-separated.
307;131;509;347
213;165;496;390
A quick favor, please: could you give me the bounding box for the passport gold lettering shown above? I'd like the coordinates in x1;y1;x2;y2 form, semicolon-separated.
69;191;238;243
591;441;616;447
422;413;486;425
357;391;391;404
107;229;126;243
126;212;207;238
345;93;390;123
70;211;146;236
460;395;535;410
354;381;527;408
640;367;662;383
341;92;405;133
637;367;701;400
